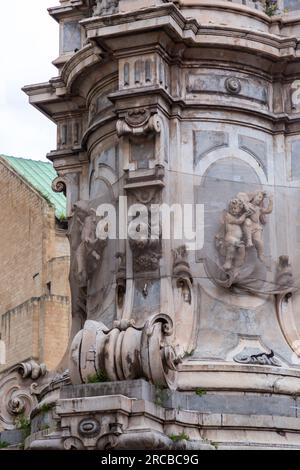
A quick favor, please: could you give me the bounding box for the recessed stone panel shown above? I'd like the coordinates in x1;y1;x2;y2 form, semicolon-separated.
238;135;268;177
187;73;268;106
194;130;229;167
130;135;155;169
63;22;81;53
291;140;300;180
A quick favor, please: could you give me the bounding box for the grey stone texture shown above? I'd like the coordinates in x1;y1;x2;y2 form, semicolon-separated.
63;22;81;53
17;0;300;450
284;0;300;11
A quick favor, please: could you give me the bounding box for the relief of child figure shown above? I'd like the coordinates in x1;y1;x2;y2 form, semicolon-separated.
237;191;273;264
221;198;250;271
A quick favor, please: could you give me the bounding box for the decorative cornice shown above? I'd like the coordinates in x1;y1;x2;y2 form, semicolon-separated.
80;3;299;61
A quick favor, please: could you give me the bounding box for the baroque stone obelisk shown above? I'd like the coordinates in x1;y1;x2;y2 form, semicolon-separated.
2;0;300;450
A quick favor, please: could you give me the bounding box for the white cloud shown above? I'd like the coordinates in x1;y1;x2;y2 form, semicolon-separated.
0;0;59;161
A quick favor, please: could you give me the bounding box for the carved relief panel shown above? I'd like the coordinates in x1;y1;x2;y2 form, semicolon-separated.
185;69;270;111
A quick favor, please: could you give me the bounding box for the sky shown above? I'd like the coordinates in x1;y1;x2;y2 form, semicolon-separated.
0;1;59;161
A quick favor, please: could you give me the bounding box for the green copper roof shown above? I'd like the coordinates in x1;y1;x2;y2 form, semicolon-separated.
0;155;66;219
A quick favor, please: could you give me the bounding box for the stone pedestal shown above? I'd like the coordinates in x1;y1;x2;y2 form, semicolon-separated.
24;380;300;450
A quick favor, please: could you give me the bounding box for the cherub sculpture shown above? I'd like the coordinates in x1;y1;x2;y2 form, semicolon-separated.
216;190;273;273
237;191;273;263
217;198;249;271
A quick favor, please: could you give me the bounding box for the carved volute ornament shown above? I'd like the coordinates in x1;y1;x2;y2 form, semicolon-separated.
0;361;47;430
52;176;67;196
69;315;181;389
117;109;161;137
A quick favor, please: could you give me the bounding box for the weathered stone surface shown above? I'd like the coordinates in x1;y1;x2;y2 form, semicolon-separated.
19;0;300;450
61;379;156;401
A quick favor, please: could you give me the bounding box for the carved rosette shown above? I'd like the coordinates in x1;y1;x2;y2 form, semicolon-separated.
225;77;241;94
0;361;47;430
69;315;181;389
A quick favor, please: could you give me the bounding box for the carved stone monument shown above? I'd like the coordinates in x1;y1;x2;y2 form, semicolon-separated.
2;0;300;450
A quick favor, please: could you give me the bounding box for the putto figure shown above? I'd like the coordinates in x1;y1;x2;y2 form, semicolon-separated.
237;191;273;263
216;190;273;272
217;198;249;271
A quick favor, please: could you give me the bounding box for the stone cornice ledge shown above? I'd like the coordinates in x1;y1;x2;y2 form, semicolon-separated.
178;363;300;395
176;0;269;21
79;3;299;61
80;3;198;41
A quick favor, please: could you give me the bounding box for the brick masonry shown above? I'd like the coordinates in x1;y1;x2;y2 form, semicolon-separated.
0;161;71;373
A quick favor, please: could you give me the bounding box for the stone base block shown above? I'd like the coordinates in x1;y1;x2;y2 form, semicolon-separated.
23;380;300;450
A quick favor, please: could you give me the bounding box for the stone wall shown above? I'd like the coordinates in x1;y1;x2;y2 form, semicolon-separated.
0;163;44;314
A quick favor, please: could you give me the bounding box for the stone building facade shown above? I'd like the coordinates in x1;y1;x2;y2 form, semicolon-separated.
0;156;71;375
2;0;300;450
